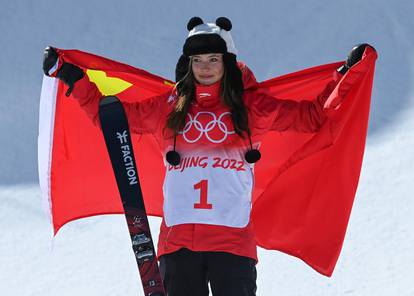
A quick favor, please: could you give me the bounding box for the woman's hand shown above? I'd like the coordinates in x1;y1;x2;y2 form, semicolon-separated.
42;46;84;96
337;43;376;75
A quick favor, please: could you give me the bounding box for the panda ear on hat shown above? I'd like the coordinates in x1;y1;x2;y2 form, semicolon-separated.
215;17;232;31
187;17;204;31
182;16;238;57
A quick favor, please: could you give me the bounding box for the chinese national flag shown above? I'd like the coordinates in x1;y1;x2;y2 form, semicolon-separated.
38;47;377;276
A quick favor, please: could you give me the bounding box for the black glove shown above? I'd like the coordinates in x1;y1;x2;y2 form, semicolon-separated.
43;46;59;76
175;54;190;82
42;46;84;96
337;43;376;75
56;63;85;96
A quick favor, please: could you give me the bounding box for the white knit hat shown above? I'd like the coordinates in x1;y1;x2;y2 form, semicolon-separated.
183;17;238;57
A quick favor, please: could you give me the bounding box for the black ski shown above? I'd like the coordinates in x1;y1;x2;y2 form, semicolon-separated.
99;96;165;296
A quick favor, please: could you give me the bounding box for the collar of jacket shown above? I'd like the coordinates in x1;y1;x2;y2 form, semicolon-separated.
194;80;222;108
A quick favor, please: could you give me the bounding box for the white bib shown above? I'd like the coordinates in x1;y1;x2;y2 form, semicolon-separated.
162;151;254;228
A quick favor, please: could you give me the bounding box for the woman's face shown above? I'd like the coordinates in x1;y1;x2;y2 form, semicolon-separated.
191;53;224;85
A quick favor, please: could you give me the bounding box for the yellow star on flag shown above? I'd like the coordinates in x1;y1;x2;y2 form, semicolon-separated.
86;69;132;96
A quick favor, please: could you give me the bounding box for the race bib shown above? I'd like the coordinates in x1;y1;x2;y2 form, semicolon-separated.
162;151;254;228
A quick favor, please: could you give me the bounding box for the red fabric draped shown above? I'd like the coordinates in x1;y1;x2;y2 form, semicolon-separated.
39;47;377;276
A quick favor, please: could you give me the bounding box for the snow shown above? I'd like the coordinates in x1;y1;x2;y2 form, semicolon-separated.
1;0;413;295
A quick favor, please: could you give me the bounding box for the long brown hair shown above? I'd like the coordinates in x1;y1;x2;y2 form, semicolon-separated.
166;53;250;138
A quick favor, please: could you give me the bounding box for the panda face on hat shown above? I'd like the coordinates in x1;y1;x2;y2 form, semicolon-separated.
183;17;238;57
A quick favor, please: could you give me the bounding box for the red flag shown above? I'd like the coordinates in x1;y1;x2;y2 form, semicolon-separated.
38;48;377;276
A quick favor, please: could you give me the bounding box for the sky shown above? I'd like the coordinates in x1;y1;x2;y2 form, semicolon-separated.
0;0;413;295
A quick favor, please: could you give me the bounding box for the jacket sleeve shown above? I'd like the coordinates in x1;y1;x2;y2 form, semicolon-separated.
249;72;342;135
70;75;169;134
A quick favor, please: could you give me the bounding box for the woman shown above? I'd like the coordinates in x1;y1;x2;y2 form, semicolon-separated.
42;16;371;296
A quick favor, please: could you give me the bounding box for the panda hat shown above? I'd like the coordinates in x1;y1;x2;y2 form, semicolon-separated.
183;17;238;57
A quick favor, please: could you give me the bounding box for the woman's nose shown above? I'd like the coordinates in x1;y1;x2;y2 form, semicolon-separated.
200;62;211;70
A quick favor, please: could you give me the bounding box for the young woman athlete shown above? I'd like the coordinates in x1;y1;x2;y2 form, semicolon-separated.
42;16;372;296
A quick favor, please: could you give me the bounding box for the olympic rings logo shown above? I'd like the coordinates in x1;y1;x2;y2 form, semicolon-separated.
178;111;235;144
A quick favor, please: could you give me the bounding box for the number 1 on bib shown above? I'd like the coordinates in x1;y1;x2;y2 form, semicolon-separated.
194;179;213;209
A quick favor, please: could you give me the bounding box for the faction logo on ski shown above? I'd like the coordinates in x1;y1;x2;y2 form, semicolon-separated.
116;130;138;185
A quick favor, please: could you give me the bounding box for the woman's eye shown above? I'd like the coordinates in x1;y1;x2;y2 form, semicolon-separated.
210;58;218;62
193;58;201;63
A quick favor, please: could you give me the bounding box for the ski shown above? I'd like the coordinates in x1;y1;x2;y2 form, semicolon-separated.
98;96;165;296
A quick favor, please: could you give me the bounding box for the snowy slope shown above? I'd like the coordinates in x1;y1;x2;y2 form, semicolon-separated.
1;0;414;295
